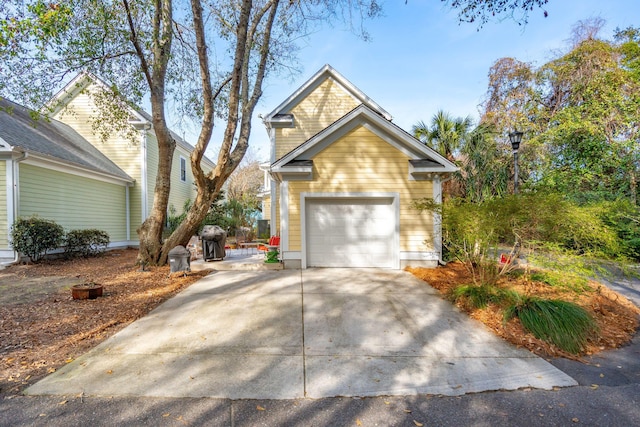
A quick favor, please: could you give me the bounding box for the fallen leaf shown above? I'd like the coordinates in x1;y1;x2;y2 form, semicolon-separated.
413;421;423;426
162;413;171;417
590;384;599;390
572;418;579;423
65;358;74;363
106;370;113;375
404;409;412;413
256;405;266;411
58;400;67;405
39;414;47;417
47;367;56;373
356;419;362;426
384;401;390;405
558;403;565;407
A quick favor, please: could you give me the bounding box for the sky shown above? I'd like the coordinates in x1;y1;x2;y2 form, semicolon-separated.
204;0;640;162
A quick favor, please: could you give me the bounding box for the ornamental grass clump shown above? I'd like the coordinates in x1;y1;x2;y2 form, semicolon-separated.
451;283;520;310
504;297;598;354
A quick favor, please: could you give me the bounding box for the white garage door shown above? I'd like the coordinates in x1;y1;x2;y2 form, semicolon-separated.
306;197;397;268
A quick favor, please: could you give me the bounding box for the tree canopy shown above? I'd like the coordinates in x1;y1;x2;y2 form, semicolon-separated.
481;19;640;204
0;0;554;265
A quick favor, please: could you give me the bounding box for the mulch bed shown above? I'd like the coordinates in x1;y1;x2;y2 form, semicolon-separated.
0;249;211;397
407;262;640;360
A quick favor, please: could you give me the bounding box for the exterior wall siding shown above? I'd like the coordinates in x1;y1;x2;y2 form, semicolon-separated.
276;79;360;159
288;126;434;253
53;88;143;237
168;145;197;216
19;163;128;241
261;196;271;221
0;160;7;248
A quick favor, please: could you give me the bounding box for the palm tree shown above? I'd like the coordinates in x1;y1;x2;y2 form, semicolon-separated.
412;110;473;160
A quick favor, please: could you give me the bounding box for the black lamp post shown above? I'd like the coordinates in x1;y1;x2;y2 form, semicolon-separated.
509;130;523;194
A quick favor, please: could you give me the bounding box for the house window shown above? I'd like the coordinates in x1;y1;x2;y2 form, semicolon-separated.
180;156;187;182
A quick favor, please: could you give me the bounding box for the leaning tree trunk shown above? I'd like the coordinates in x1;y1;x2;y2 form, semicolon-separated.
155;0;278;265
131;0;174;266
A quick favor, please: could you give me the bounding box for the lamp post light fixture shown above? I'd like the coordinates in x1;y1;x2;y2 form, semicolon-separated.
509;130;524;194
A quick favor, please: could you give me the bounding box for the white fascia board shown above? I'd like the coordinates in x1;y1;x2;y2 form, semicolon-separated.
272;105;458;173
265;64;392;122
24;155;135;186
408;162;452;178
45;72;93;115
270;165;313;182
0;137;12;152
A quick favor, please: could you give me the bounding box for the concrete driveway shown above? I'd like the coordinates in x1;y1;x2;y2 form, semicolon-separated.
26;269;576;399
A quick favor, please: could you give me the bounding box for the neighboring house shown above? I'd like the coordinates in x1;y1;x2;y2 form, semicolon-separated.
261;65;457;269
0;73;214;263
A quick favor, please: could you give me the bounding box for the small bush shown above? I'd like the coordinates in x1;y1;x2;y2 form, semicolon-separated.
10;216;65;262
65;229;110;258
504;297;597;354
529;270;591;293
451;284;520;310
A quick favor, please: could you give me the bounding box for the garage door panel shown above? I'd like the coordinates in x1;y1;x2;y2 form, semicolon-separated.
306;198;396;268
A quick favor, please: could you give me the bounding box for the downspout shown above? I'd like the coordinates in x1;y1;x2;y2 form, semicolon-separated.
125;183;131;242
6;151;29;266
262;115;278;237
140;126;149;223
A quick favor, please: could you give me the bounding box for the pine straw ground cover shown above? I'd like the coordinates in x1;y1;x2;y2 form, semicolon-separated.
0;249;211;397
407;263;640;360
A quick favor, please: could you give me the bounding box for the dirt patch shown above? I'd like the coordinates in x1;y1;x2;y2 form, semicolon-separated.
0;275;84;305
407;263;640;360
0;249;212;397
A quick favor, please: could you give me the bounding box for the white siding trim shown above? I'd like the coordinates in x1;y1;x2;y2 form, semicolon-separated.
0;249;14;257
433;176;443;260
279;181;289;252
300;192;400;269
20;156;132;186
140;129;149;221
179;156;187;182
282;251;301;260
125;185;131;241
5;159;13;237
270;183;277;236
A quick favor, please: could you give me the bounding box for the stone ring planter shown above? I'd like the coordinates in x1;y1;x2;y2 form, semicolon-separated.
72;283;104;300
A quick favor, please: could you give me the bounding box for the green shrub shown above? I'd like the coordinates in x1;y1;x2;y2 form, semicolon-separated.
10;216;64;262
451;283;520;309
65;229;110;258
529;270;591;293
451;284;499;309
504;297;597;354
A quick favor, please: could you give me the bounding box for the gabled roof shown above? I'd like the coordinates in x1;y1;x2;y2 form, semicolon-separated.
48;72;215;168
0;98;134;182
264;64;393;124
271;104;458;178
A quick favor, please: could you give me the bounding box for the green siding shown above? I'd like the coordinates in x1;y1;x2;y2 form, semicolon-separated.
168;146;196;215
146;134;198;219
19;163;128;241
53;89;142;238
0;160;7;248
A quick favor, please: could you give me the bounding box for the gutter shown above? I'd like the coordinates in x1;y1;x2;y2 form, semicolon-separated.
2;151;29;267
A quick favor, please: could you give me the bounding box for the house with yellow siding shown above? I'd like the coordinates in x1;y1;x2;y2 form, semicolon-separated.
0;73;214;264
261;65;457;269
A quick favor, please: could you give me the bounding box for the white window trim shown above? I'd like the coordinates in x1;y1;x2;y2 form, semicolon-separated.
179;156;187;183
